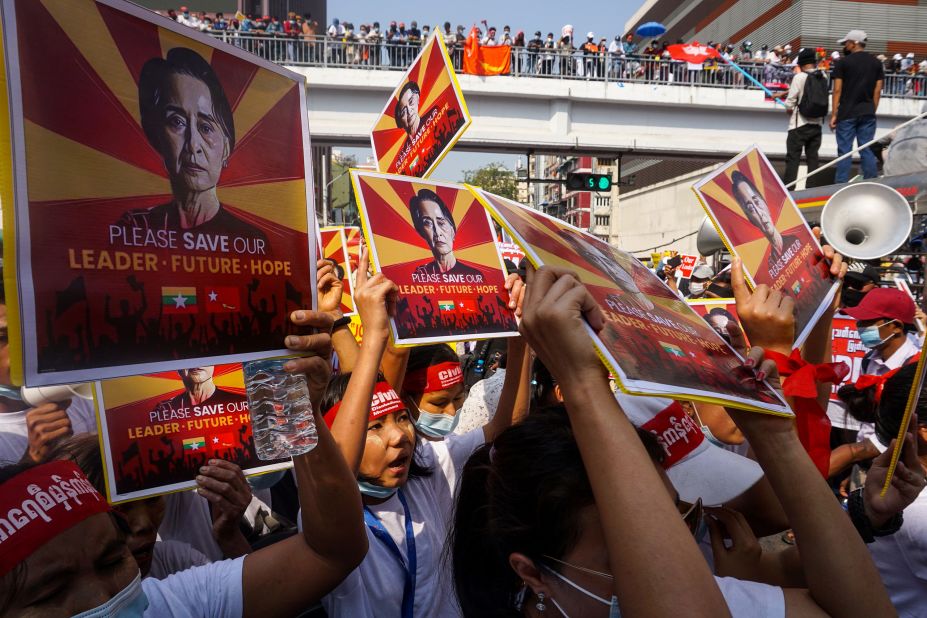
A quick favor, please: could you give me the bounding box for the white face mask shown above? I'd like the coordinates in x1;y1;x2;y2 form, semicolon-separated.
72;573;148;617
688;282;706;296
542;560;620;618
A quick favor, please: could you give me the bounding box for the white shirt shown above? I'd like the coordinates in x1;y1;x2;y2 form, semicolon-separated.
0;397;97;464
322;429;484;617
869;490;927;616
143;556;244;617
784;71;825;130
148;540;210;580
716;576;785;617
455;369;506;435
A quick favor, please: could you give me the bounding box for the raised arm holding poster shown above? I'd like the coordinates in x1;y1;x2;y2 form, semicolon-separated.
473;188;790;414
319;227;356;315
692;146;838;347
352;171;517;345
370;31;470;178
0;0;316;385
95;364;291;503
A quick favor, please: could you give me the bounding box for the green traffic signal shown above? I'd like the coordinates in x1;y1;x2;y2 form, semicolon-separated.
596;175;611;191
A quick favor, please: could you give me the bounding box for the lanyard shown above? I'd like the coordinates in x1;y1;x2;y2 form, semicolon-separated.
364;490;416;618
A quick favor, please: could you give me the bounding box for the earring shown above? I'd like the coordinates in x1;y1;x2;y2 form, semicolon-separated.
536;592;546;612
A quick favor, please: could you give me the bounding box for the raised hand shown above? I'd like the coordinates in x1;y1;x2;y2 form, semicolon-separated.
24;402;73;463
731;256;795;355
316;258;344;317
863;418;927;528
196;459;253;558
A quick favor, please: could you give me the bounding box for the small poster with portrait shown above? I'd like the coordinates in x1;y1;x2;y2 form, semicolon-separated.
344;226;362;272
686;298;749;347
474;188;790;415
95;364;291;503
0;0;316;385
319;227;356;316
370;32;471;178
351;171;518;345
692;146;838;347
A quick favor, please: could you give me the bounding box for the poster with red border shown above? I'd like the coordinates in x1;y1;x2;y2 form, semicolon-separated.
678;255;699;279
95;364;291;503
0;0;316;386
830;313;866;403
320;227;355;316
370;32;471;178
352;171;517;345
473;188;789;415
692;146;837;348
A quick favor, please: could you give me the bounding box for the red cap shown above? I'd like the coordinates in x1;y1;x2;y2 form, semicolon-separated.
843;288;915;324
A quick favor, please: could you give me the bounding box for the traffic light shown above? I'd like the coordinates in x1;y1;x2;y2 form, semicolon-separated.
565;172;612;192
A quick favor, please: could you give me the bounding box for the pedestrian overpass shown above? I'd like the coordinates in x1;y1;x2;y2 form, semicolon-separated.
291;65;920;161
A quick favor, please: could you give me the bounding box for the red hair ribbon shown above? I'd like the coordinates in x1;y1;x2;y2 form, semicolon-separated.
853;363;915;403
323;381;406;428
0;460;111;577
764;349;850;478
402;361;463;394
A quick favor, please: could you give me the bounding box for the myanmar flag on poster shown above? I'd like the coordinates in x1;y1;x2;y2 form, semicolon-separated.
660;341;686;358
182;436;206;452
205;287;241;313
162;287;197;314
438;300;455;311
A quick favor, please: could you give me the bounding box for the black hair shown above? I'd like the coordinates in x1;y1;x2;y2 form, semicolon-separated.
409;189;456;240
730;171;761;212
837;381;880;425
707;308;736;321
322;373;431;480
139;47;235;155
45;434;105;495
530;357;557;410
393;81;421;131
451;406;663;615
875;364;927;448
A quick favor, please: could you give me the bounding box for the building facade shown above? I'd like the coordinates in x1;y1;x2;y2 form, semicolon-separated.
626;0;927;57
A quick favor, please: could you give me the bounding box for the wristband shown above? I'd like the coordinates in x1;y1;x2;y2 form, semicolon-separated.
847;488;903;543
332;315;351;329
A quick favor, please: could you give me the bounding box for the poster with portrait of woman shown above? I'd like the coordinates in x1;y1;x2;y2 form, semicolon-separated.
0;0;316;385
692;146;837;347
370;32;470;178
319;227;355;316
685;298;749;347
351;171;517;345
474;188;790;415
95;364;291;503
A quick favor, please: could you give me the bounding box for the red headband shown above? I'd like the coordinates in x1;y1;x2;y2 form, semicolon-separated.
641;402;704;468
402;361;463;394
324;381;407;428
0;461;110;577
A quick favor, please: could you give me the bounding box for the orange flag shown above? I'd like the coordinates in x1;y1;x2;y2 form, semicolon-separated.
463;26;511;75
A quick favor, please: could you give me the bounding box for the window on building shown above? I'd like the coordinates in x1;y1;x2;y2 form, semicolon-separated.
593;195;611;208
594;215;610;227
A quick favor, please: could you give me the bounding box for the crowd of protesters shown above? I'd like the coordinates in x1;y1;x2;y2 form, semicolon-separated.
3;222;927;617
159;7;925;96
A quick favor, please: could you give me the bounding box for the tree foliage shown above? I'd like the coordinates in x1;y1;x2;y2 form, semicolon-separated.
463;162;517;200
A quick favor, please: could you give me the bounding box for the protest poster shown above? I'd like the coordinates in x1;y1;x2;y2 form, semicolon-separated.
352;171;518;345
692;146;837;347
95;364;291;503
678;255;699;279
686;298;748;346
0;0;316;386
473;188;790;415
320;227;356;315
370;32;471;178
498;241;525;266
344;226;362;272
830;313;866;402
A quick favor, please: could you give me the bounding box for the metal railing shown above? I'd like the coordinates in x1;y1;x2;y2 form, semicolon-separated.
205;32;924;99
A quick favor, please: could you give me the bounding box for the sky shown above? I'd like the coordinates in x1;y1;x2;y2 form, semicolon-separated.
330;0;644;181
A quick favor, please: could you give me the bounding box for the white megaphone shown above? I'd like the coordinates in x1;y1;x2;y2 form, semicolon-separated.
20;383;94;407
820;183;913;260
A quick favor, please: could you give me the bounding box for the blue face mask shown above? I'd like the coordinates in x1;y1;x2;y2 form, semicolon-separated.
357;480;398;499
72;573;148;617
414;409;460;438
859;321;896;349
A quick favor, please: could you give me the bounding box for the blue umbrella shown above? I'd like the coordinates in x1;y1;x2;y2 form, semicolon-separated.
635;22;666;38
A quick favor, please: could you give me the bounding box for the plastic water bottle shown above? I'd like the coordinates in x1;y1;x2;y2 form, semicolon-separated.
243;359;318;460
